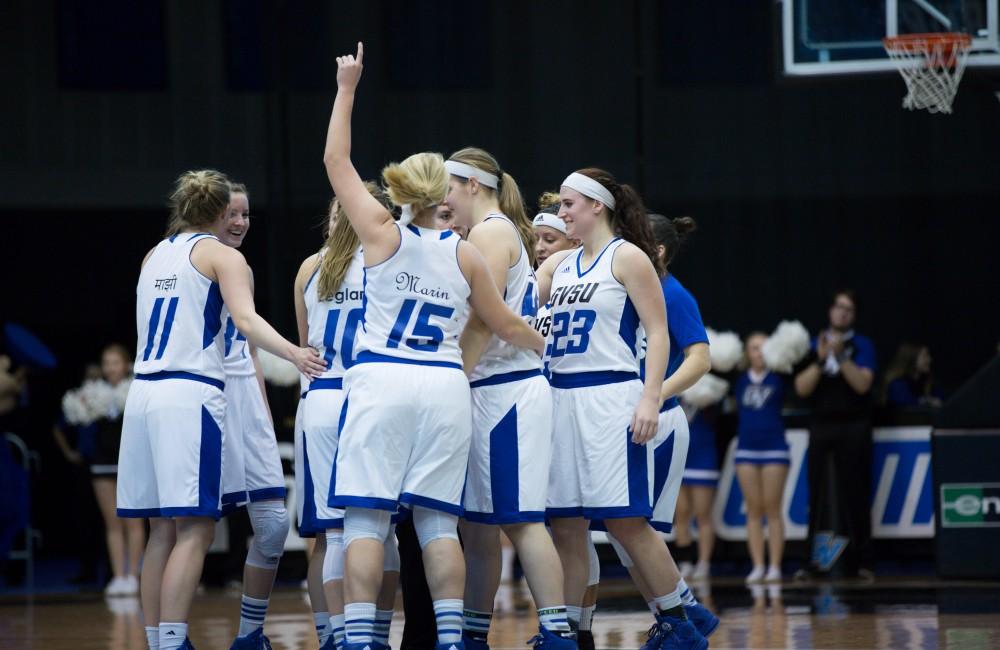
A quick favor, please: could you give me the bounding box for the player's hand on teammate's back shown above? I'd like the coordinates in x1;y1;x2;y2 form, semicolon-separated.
291;346;327;378
630;395;660;445
336;42;364;90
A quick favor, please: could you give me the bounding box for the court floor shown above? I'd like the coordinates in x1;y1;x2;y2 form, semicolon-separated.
2;577;999;649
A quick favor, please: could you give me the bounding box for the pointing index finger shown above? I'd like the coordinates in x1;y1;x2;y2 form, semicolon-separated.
356;41;364;64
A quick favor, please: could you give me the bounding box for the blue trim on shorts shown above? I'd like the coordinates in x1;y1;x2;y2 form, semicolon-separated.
222;490;248;505
660;396;680;413
549;371;638;389
117;506;221;519
546;506;585;519
355;351;462;370
652;428;676;504
490;405;520;518
649;520;674;533
584;504;653;520
135;370;225;392
249;487;287;502
199;406;223;516
462;510;546;525
681;477;720;486
330;494;400;512
470;369;542;388
400;492;464;516
310;377;344;391
625;428;651;517
734;456;791;466
300;429;318;533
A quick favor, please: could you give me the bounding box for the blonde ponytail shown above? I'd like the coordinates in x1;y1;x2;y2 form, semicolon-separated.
381;152;448;213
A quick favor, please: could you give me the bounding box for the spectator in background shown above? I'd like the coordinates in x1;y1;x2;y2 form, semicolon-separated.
882;343;943;408
794;289;876;578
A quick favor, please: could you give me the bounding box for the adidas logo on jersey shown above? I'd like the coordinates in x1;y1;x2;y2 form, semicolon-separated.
559;266;572;273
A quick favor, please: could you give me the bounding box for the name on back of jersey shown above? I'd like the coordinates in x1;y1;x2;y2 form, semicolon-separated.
395;272;450;300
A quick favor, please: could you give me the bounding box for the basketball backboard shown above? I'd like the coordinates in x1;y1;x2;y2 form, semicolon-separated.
781;0;1000;75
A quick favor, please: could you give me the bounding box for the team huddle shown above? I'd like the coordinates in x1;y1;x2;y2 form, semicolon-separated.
116;43;716;650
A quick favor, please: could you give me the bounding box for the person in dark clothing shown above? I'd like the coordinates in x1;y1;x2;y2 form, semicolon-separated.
882;343;944;409
397;517;438;650
794;290;876;578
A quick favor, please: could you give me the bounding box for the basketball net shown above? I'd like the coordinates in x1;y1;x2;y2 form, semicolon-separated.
882;33;973;114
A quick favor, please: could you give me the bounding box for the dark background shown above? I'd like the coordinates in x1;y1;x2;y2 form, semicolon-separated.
1;1;998;557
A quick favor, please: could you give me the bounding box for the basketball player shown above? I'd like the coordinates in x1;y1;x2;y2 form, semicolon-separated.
323;44;544;650
117;170;325;650
535;170;706;649
442;149;574;648
208;183;292;649
294;191;402;650
604;214;718;640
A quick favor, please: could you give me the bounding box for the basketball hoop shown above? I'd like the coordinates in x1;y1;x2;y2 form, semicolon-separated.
883;33;973;114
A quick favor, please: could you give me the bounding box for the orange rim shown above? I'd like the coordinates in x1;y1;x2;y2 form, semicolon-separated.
883;32;973;52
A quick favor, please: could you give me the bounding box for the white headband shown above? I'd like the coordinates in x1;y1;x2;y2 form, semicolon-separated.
444;160;499;190
533;212;567;234
561;172;616;210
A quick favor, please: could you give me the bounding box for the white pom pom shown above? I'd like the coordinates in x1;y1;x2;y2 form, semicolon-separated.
706;328;743;373
110;379;132;419
61;390;90;426
79;379;115;421
257;349;302;387
762;320;811;373
681;373;730;409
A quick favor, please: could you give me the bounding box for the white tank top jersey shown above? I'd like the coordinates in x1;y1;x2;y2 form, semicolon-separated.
133;233;230;383
357;224;471;368
533;302;553;375
305;247;366;380
545;238;642;383
469;213;543;382
223;318;254;377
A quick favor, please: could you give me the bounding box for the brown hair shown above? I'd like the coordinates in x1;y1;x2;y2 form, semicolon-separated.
229;181;248;198
448;147;536;265
574;168;664;276
648;214;697;269
381;152;448;214
317;182;392;300
537;191;561;212
102;342;133;365
165;170;231;237
881;342;932;404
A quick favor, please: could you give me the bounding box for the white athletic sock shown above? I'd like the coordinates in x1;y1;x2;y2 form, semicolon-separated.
462;608;492;641
646;600;658;615
538;606;571;632
434;599;464;645
331;613;346;647
344;602;376;644
373;609;393;645
565;605;582;627
580;605;595;631
652;589;683;616
314;612;331;645
145;626;159;649
677;578;698;606
159;622;187;649
238;594;269;637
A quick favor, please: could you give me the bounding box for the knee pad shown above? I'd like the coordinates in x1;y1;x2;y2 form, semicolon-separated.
607;533;634;569
587;536;601;586
246;501;290;569
343;507;392;550
412;506;459;550
323;529;344;583
383;524;400;572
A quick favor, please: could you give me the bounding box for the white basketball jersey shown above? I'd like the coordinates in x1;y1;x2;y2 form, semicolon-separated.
469;214;542;382
222;317;254;377
545;238;641;378
134;233;229;382
305;247;366;379
357;225;471;367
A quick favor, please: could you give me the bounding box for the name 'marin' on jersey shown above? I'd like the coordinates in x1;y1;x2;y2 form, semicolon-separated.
356;224;471;367
545;239;642;377
305;247;366;379
133;233;229;381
